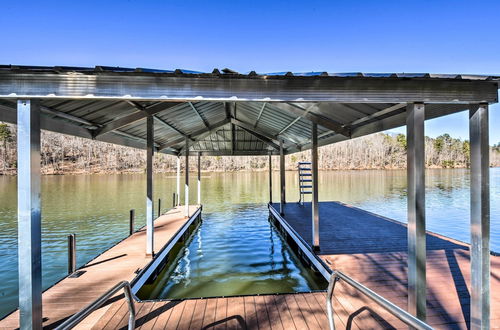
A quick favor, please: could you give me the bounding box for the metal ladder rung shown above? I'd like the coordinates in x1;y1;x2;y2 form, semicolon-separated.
299;167;311;171
300;179;312;182
298;162;311;165
301;191;312;194
300;185;312;189
299;173;312;176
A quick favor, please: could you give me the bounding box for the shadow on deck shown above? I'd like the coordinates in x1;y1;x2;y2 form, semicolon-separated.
271;201;500;329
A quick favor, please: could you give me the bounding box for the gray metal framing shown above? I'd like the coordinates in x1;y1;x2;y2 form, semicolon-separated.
1;73;497;104
311;123;320;250
197;152;201;205
280;140;286;215
146;115;154;256
406;103;426;321
176;156;181;206
269;152;273;204
184;138;189;217
469;103;490;330
17;99;42;330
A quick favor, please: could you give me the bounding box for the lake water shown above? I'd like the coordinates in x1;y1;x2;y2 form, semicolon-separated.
0;168;498;318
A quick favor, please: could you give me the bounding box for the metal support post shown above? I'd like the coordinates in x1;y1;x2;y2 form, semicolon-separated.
17;99;42;329
197;152;201;205
185;139;190;217
129;209;135;235
158;199;161;217
146;115;154;256
469;103;490;330
280;140;286;215
176;156;181;206
406;102;426;321
67;234;76;275
269;152;273;204
311;123;320;250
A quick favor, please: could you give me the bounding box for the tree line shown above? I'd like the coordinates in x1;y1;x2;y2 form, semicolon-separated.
0;123;498;175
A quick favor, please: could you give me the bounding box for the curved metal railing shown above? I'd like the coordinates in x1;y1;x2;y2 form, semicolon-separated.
56;281;137;330
326;270;433;330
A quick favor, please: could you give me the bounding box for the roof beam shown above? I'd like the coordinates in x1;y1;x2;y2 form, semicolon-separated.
153;115;194;141
348;103;406;127
189;102;210;128
158;118;230;151
238;126;280;150
92;102;181;138
276;103;351;137
277;104;315;135
253;102;267;129
230;118;298;149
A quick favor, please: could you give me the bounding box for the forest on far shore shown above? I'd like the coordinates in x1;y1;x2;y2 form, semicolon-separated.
0;123;499;175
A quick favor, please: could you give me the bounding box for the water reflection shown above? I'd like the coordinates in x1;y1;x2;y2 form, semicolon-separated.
0;168;498;317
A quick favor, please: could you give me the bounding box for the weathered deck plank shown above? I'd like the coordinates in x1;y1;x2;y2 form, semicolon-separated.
0;206;200;329
272;201;500;329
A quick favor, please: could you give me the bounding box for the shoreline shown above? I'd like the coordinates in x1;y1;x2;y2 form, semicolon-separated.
1;165;498;176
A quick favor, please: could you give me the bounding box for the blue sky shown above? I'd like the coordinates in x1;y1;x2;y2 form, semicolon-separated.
0;0;498;143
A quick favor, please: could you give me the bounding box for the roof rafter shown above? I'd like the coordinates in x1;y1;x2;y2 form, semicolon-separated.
277;103;351;137
153;115;194;141
92;102;181;138
348;103;406;127
189;102;210;128
158;118;230;152
230;118;298;149
253;102;267;129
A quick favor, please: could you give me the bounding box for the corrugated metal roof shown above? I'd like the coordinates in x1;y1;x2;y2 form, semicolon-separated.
1;64;499;81
0;64;497;156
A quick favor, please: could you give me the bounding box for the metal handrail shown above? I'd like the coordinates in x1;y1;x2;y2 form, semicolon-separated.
56;281;136;330
326;270;433;330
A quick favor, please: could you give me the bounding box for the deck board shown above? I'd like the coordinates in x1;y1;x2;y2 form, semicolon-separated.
0;206;200;329
271;201;500;329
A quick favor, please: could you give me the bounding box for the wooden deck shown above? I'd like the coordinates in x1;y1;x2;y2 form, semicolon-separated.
0;205;200;330
272;201;500;329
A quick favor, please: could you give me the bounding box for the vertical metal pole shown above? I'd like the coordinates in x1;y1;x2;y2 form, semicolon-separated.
146;115;154;257
129;209;135;235
67;234;76;275
185;139;190;217
279;140;286;215
311;123;320;250
406;102;426;321
17;99;42;329
197;152;201;205
158;199;161;218
469;103;490;330
172;193;176;208
176;156;181;206
268;152;272;204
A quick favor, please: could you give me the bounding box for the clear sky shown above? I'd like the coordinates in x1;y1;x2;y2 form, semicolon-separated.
1;0;498;143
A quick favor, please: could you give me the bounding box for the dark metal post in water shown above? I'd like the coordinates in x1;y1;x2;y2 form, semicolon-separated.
311;123;320;250
469;103;490;330
268;152;272;204
406;102;426;322
279;140;285;215
172;193;176;208
158;199;161;218
68;234;76;275
129;209;135;235
17;99;43;329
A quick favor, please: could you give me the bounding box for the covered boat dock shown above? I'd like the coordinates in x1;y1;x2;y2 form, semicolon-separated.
0;66;498;329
